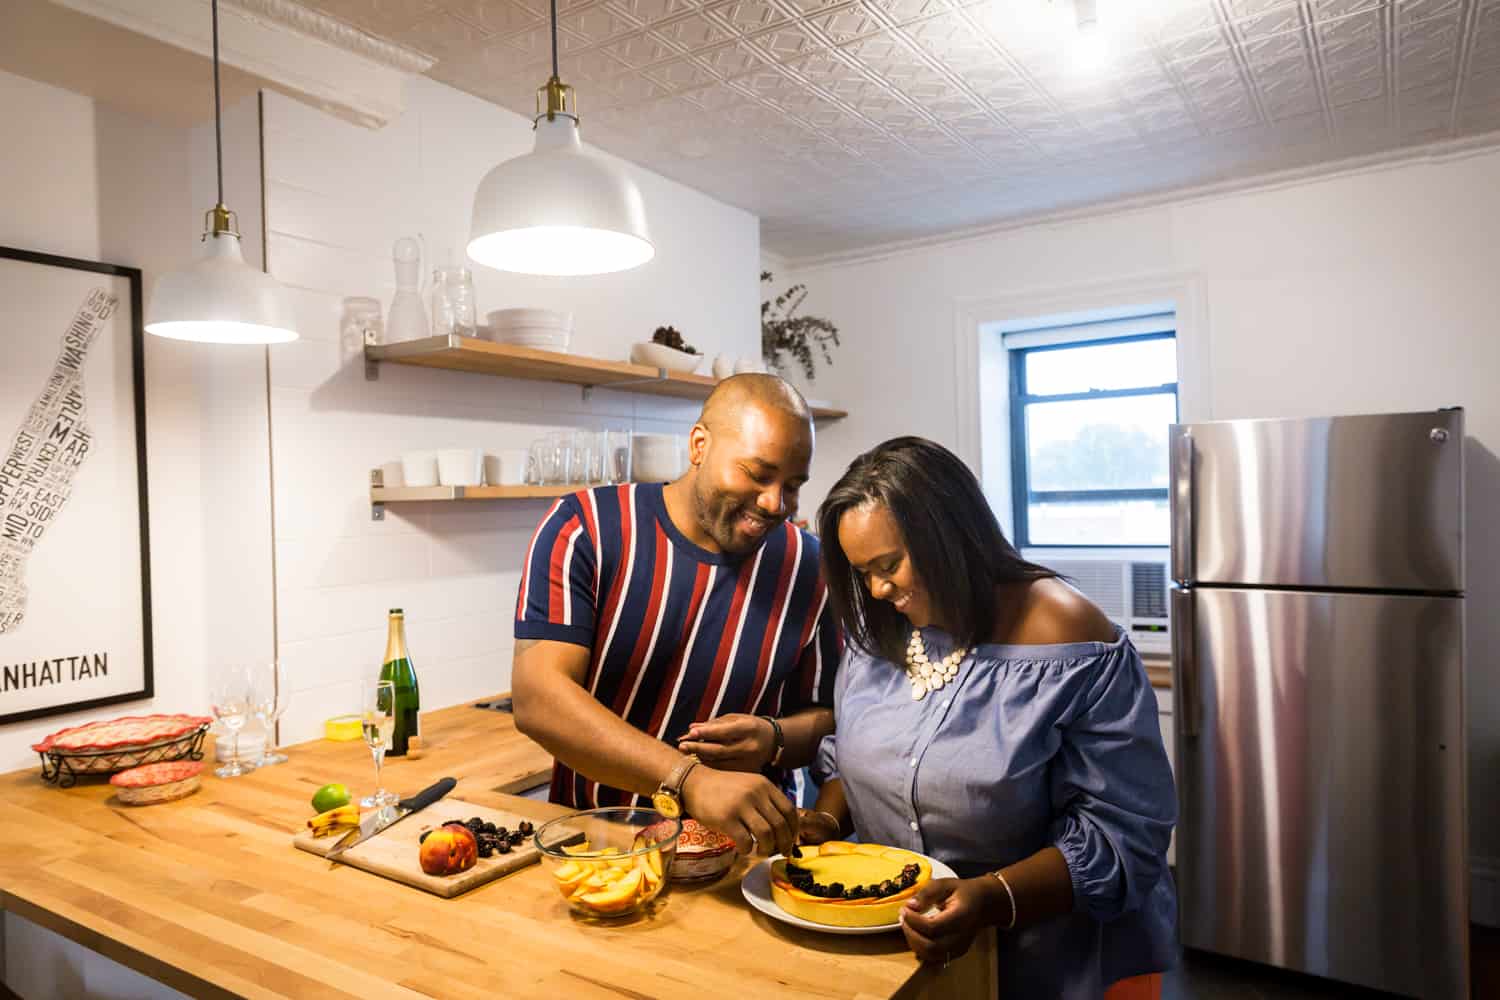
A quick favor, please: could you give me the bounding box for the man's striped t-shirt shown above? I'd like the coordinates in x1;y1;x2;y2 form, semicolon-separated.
515;482;841;809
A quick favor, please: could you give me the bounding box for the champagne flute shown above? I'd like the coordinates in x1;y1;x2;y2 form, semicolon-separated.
360;679;398;808
252;660;290;766
209;664;254;779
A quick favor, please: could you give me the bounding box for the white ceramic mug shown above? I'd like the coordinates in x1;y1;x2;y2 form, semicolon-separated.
437;448;482;487
712;354;735;380
484;448;530;486
378;460;404;488
401;450;439;488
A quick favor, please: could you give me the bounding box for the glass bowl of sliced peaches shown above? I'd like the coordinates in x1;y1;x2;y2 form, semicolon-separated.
534;807;681;919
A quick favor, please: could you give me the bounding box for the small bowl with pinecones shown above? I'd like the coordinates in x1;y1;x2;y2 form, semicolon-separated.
630;326;703;374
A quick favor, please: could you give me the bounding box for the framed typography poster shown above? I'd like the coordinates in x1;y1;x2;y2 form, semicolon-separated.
0;246;153;725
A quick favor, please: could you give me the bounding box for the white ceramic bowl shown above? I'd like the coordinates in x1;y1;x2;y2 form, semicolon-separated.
491;327;572;352
488;308;572;331
631;342;703;373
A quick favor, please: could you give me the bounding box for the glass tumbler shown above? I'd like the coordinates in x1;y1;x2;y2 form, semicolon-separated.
568;430;594;485
605;428;632;483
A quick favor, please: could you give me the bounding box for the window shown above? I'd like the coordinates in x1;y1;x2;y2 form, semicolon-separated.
1009;332;1178;547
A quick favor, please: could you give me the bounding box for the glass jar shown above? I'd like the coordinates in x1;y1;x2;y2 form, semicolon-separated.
431;265;477;338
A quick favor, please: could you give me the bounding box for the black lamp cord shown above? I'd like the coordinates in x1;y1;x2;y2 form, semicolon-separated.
212;0;224;207
550;0;559;80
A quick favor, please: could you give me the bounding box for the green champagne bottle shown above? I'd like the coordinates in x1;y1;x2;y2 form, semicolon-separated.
379;608;420;757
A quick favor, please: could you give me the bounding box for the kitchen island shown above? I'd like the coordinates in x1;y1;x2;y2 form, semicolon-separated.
0;699;993;999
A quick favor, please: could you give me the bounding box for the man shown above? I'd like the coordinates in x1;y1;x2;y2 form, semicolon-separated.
512;374;839;857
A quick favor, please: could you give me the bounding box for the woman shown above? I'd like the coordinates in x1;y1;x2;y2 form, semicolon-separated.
804;437;1176;999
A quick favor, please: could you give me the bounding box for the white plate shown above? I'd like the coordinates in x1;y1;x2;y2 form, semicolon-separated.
740;851;956;935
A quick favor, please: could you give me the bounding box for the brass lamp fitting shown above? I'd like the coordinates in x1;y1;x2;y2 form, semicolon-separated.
535;76;577;123
203;203;240;240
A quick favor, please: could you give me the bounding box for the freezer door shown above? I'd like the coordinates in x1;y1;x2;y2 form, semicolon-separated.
1172;587;1467;998
1171;410;1463;591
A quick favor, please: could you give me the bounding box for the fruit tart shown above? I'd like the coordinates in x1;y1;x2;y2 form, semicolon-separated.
769;842;932;928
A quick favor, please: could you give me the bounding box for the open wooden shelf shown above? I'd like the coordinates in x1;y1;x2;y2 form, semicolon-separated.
364;335;848;421
370;483;583;503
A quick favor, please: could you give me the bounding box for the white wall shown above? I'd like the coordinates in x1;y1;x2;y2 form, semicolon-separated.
0;68;279;772
0;66;273;1000
781;145;1500;920
262;77;761;745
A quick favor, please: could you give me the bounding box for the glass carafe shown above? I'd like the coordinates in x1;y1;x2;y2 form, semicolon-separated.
386;237;429;342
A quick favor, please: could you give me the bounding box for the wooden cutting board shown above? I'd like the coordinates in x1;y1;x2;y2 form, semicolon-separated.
293;798;581;898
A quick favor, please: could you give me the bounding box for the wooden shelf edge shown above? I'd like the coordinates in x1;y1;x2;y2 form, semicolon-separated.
371;484;586;502
365;336;848;421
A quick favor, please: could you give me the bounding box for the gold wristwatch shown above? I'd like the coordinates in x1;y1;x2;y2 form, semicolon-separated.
651;754;700;819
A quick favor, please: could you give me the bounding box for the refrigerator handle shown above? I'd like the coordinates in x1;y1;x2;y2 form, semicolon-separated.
1170;429;1194;584
1171;587;1200;738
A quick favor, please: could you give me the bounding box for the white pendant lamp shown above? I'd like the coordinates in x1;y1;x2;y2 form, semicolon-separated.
146;0;298;344
468;0;654;276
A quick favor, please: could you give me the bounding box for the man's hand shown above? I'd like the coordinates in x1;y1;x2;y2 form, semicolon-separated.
680;766;798;857
676;713;776;772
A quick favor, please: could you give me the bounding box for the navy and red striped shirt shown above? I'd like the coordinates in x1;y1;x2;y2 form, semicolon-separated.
515;483;841;809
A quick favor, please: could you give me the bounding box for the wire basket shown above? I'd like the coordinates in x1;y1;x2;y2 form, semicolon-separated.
38;724;210;788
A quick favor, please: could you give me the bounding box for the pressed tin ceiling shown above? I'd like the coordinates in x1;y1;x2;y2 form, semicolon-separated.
296;0;1500;260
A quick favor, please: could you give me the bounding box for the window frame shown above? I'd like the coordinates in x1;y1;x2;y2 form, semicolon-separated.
1008;331;1179;550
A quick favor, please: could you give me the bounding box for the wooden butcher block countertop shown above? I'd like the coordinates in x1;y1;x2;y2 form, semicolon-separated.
0;696;993;999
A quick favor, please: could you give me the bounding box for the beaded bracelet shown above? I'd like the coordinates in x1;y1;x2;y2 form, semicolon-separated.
757;714;785;767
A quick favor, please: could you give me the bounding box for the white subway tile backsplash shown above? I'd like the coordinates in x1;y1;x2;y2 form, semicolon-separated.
277;532;431;591
280;626;386;693
269;334;347;392
269;231;388;298
267;180;405;257
282;286;345;345
279;678;361;745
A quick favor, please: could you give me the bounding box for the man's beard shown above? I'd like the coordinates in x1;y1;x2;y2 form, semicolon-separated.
692;480;783;554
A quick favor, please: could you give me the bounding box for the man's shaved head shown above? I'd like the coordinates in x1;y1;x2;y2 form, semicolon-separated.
697;373;812;435
668;373;815;555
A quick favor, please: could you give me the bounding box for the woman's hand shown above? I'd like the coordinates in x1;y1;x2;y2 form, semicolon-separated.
795;808;842;845
676;714;776;772
898;876;1010;965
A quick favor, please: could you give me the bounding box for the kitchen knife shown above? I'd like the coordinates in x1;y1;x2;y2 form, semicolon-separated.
327;776;456;859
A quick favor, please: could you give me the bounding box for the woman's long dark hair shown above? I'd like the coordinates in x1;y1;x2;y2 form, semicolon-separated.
818;436;1056;665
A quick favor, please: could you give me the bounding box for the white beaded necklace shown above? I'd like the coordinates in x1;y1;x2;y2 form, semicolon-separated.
904;628;966;701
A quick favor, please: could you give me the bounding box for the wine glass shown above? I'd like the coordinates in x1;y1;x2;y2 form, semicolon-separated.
209;663;255;779
252;660;290;766
360;679;398;808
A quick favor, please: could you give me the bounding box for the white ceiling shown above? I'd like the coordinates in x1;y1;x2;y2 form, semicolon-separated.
297;0;1500;261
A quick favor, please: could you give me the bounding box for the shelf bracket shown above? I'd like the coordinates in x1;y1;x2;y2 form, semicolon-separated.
364;331;381;382
581;368;670;401
370;467;385;521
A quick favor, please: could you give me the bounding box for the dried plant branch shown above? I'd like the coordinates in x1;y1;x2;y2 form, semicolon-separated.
761;271;840;382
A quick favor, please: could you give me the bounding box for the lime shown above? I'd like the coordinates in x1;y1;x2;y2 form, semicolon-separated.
311;783;351;813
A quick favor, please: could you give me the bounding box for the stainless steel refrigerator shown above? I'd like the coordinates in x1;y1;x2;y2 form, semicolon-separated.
1169;409;1468;998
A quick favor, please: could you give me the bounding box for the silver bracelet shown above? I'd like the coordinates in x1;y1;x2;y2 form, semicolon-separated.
990;870;1018;930
809;809;841;832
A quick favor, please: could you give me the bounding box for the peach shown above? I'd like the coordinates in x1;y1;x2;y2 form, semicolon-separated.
419;822;478;876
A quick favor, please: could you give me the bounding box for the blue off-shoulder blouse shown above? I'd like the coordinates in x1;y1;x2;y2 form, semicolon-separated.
814;626;1177;998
